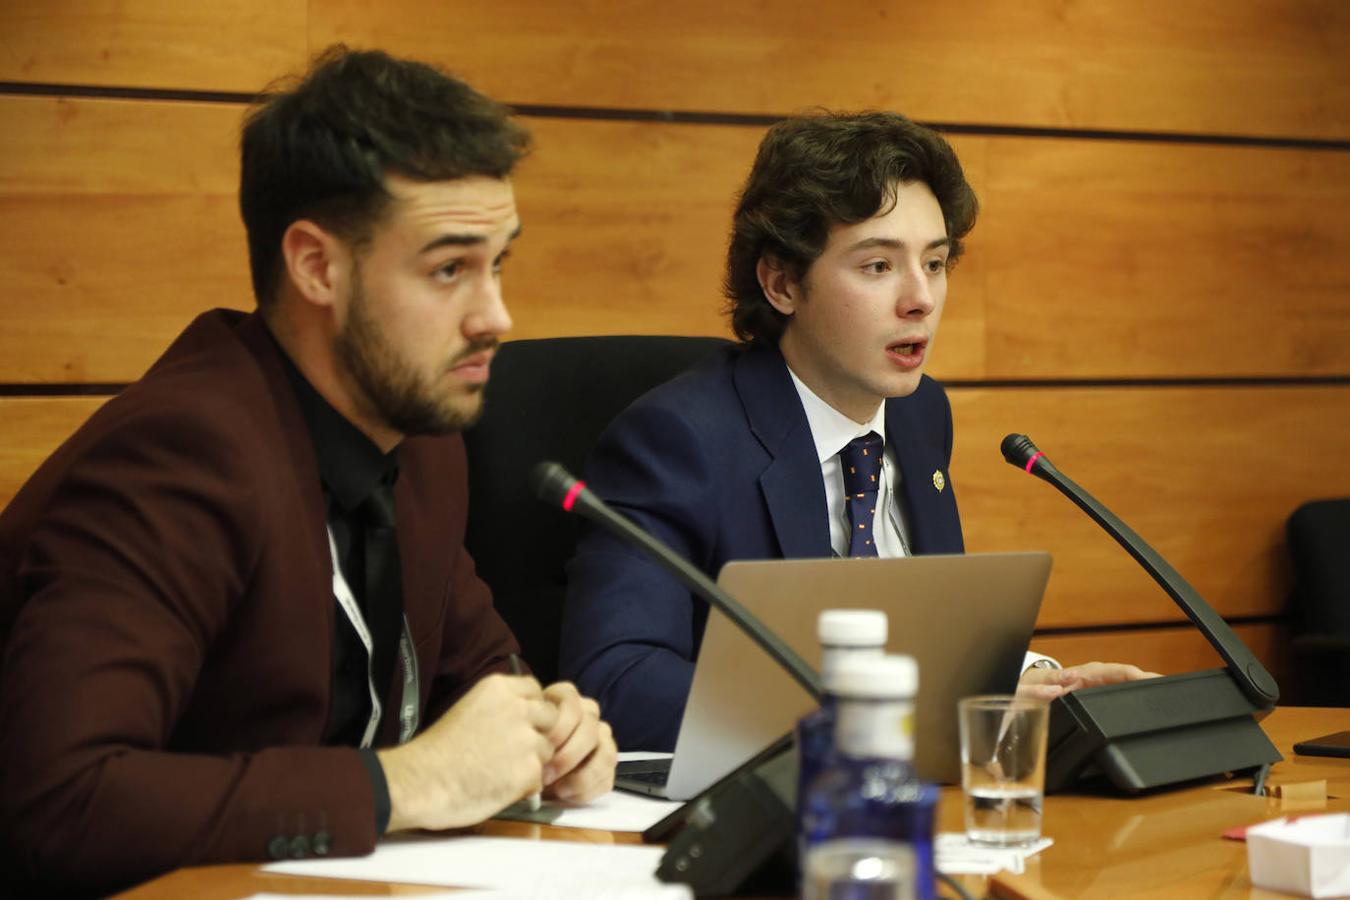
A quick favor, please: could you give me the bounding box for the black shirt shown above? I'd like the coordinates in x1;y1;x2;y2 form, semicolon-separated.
275;338;397;833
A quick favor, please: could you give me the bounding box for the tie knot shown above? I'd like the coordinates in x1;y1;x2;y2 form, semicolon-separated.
839;432;884;496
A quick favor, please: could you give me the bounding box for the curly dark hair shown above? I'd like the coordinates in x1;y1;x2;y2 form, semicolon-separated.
239;45;530;307
725;111;978;345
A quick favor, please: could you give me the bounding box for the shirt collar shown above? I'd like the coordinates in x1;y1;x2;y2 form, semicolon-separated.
267;327;399;512
785;365;887;464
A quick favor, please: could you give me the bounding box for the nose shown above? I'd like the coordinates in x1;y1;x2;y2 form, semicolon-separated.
463;272;514;339
895;261;936;318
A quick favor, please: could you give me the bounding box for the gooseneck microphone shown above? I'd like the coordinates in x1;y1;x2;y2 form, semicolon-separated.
530;461;822;702
1000;434;1278;707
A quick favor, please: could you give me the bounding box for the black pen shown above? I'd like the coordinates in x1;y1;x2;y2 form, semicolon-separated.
509;653;543;811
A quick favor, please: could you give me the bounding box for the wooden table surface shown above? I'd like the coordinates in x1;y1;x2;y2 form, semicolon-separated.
117;706;1350;899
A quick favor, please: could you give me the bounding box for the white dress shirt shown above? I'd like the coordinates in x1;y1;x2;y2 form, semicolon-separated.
785;366;1057;674
787;368;913;559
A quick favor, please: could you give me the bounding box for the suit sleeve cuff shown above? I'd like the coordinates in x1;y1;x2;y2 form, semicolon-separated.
1022;651;1061;674
358;749;392;835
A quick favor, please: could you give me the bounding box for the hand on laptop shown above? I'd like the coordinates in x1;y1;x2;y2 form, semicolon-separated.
1017;661;1161;702
540;681;618;803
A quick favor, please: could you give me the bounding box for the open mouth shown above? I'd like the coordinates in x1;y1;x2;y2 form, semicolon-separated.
887;340;928;368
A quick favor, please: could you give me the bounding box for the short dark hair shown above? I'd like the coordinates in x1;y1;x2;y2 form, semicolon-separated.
725;111;978;345
239;46;530;307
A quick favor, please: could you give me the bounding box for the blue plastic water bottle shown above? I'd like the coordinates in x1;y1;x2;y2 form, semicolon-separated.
800;654;937;900
795;610;889;831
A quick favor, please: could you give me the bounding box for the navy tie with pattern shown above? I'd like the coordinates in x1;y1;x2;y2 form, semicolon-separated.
840;432;884;557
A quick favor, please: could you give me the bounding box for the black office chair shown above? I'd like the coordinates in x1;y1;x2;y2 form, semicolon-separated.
1287;498;1350;706
463;334;731;684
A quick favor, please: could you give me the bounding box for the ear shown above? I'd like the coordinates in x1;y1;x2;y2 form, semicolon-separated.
756;254;802;317
280;220;346;310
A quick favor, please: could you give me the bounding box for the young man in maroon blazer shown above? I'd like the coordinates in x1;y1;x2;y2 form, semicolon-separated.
0;47;615;895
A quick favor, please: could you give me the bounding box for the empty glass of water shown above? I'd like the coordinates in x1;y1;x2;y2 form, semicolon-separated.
957;695;1049;847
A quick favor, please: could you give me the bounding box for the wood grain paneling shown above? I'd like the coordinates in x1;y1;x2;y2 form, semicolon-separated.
1030;623;1287;682
978;137;1350;378
0;95;250;382
0;0;306;93
952;386;1350;629
4;94;1348;384
310;0;1350;140
0;397;108;506
0;95;983;381
6;2;1343;141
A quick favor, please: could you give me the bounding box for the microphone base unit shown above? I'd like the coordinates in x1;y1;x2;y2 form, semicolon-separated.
650;734;799;897
1046;668;1281;794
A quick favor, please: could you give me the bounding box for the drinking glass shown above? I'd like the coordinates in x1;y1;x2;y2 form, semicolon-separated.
958;695;1049;847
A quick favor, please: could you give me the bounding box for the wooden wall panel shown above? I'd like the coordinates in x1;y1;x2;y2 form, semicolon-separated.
978;138;1350;378
5;94;1348;384
0;95;978;382
951;386;1350;629
310;0;1350;140
7;1;1344;141
0;398;107;506
0;0;307;93
1030;624;1287;682
0;95;249;382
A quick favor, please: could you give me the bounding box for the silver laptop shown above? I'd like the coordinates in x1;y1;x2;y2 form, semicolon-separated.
615;552;1050;800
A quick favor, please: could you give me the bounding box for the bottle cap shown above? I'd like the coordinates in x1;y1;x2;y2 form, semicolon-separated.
830;653;918;699
817;609;888;646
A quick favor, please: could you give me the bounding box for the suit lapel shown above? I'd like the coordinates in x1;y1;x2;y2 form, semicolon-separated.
733;346;833;559
886;384;964;554
236;313;335;591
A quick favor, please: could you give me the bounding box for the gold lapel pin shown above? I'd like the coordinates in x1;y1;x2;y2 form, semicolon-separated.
932;469;946;492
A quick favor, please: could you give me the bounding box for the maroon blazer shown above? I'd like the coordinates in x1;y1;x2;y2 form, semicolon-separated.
0;310;519;895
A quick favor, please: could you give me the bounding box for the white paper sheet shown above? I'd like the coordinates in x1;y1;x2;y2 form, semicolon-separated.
247;894;462;899
263;833;670;894
547;790;685;832
249;889;690;900
935;833;1054;875
434;888;691;900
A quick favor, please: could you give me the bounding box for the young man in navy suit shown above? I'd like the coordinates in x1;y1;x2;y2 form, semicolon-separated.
560;112;1152;751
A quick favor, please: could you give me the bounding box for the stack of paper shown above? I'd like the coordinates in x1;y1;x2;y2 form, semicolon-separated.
264;833;681;896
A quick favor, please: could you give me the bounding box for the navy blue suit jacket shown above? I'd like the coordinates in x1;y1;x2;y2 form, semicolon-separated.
559;342;964;750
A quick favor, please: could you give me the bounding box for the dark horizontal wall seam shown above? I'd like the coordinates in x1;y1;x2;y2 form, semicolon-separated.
0;384;128;397
944;376;1350;389
4;377;1349;396
2;82;1347;152
1032;614;1286;637
0;81;257;105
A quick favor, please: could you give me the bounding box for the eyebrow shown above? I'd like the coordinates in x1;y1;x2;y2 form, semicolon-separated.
418;224;523;255
847;236;951;253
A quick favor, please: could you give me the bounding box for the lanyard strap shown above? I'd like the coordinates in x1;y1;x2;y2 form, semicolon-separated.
326;526;420;747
